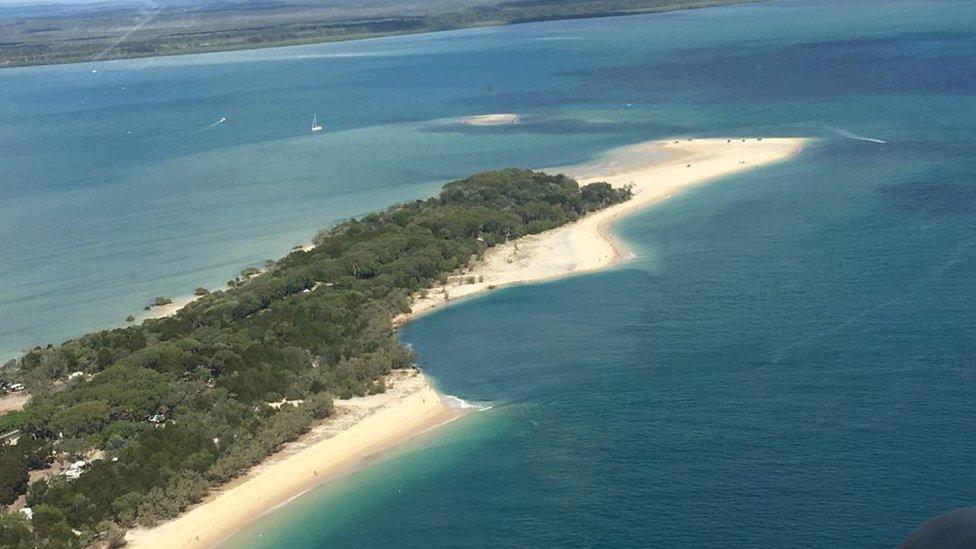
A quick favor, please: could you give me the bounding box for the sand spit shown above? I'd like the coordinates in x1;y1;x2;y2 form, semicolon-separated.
397;137;808;324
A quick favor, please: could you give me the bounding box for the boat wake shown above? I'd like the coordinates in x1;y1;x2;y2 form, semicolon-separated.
442;394;494;412
824;125;887;144
203;116;228;130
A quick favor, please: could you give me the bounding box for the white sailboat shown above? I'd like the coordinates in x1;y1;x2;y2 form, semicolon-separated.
311;114;324;133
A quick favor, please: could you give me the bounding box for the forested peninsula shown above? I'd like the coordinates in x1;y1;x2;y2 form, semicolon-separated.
0;169;630;547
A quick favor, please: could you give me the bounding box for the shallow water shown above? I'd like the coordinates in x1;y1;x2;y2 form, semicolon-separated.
234;145;976;547
3;0;976;546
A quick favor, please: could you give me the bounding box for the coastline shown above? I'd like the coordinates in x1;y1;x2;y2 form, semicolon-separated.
141;295;200;321
126;136;808;547
1;1;753;69
138;243;315;321
397;137;808;325
126;369;461;548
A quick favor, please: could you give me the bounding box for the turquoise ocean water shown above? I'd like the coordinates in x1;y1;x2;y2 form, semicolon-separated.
2;0;976;546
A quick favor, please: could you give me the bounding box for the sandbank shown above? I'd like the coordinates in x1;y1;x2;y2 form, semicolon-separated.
126;369;459;548
461;113;520;126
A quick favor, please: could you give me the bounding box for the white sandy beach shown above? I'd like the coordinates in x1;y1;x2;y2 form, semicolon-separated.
126;369;458;548
140;243;316;321
461;113;521;126
141;295;200;320
397;137;808;324
127;136;807;548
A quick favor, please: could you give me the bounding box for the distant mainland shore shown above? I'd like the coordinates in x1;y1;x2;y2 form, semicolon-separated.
0;0;755;69
123;136;808;548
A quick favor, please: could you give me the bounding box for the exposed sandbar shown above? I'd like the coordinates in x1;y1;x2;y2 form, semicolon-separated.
461;113;520;126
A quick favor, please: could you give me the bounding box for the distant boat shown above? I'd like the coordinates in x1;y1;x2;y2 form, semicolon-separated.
311;114;324;133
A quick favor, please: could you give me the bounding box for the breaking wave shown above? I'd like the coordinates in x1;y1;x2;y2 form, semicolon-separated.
824;125;887;144
442;394;494;411
203;116;228;130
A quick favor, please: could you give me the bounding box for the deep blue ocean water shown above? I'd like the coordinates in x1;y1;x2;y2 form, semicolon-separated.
2;0;976;546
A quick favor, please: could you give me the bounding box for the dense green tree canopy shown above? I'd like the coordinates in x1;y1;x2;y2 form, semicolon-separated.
0;169;630;545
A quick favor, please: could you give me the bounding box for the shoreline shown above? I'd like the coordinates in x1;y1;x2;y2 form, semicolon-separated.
396;137;809;325
126;136;808;548
1;1;753;70
138;243;315;321
126;369;462;548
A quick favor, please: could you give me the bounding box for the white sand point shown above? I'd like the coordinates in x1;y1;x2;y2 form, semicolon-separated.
461;113;520;126
397;137;811;324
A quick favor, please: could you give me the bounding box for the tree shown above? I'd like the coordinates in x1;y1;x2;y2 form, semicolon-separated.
0;444;28;505
31;504;79;548
97;520;126;548
110;492;144;527
52;401;110;439
0;512;35;547
306;392;334;420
